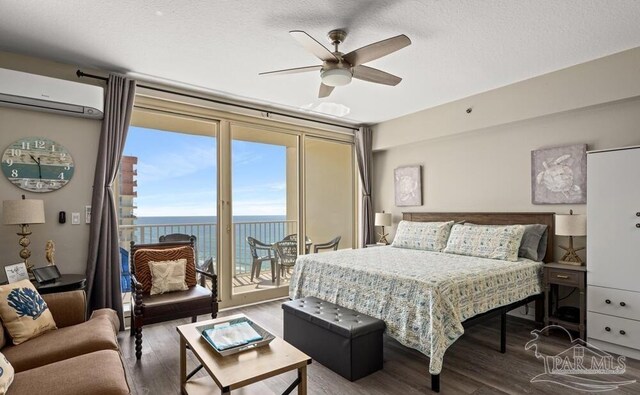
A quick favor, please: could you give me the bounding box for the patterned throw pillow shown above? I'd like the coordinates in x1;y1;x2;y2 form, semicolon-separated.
0;279;57;345
391;221;454;252
134;246;196;293
443;224;525;262
149;259;189;295
0;352;14;394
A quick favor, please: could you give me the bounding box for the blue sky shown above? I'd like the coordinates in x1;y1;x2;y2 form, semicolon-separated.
123;127;287;217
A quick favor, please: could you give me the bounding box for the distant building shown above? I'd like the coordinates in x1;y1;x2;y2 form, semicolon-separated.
118;156;138;247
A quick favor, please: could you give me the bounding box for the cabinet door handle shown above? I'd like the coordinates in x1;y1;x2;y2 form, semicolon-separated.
620;302;626;307
605;327;611;332
605;299;612;304
637;212;640;217
556;275;570;279
636;223;640;228
620;330;626;335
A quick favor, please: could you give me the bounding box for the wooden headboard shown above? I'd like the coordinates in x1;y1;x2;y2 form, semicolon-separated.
402;212;555;263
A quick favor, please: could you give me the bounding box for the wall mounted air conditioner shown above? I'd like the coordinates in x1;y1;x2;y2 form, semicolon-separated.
0;67;104;119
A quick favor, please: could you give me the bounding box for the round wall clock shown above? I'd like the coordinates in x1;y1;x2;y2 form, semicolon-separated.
1;137;75;193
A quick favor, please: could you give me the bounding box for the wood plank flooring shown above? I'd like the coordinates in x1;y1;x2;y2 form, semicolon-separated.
118;299;640;394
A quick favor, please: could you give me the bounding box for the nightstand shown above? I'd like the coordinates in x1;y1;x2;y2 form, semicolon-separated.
544;263;587;340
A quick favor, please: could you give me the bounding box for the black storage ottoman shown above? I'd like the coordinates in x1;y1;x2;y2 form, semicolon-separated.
282;297;385;381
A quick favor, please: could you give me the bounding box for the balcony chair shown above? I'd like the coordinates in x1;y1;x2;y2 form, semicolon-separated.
159;233;215;287
247;237;276;283
273;239;298;282
129;240;218;360
282;234;313;254
313;236;341;253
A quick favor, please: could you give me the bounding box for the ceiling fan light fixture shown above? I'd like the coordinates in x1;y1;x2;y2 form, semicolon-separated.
321;68;352;87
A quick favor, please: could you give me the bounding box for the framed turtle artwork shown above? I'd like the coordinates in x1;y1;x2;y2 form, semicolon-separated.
531;144;587;204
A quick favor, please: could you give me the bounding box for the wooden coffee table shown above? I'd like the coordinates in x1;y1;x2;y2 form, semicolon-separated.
177;314;311;394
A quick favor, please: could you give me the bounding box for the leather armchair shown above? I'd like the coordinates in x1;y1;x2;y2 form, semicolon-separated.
129;240;218;360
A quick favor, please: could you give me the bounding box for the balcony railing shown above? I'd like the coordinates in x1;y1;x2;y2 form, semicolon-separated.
118;220;297;279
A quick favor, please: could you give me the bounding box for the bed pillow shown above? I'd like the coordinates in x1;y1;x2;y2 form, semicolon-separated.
391;220;454;252
519;224;549;261
0;352;14;394
148;259;189;295
0;279;57;345
443;224;525;261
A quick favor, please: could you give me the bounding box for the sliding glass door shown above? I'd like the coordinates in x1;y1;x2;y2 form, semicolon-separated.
118;95;355;310
225;124;299;305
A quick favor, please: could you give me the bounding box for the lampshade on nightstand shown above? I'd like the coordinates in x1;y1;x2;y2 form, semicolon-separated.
555;210;586;265
3;196;45;273
374;212;392;245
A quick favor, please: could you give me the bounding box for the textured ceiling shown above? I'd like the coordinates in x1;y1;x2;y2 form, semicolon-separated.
1;1;640;123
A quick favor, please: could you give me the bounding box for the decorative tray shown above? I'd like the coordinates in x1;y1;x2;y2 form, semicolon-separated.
196;316;275;357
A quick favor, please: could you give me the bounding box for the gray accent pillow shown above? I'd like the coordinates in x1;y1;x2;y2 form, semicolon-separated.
519;224;548;261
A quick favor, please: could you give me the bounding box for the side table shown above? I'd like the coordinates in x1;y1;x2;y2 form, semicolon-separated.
544;263;587;340
34;273;86;295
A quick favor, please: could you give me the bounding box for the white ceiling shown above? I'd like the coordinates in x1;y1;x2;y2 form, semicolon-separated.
1;1;640;124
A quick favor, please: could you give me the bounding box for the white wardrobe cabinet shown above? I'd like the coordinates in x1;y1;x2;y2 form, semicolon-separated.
587;146;640;360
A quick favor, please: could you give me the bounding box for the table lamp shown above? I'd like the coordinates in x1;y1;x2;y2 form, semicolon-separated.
555;209;586;265
375;212;392;245
3;195;45;274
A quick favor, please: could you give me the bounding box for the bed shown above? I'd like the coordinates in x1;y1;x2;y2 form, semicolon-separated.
289;212;554;392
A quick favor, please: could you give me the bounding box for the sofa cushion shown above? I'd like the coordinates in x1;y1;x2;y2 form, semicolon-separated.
0;280;57;345
0;352;14;394
8;350;129;395
133;246;196;293
142;285;211;319
2;312;118;372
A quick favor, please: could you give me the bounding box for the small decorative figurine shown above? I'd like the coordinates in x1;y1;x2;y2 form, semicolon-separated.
45;240;55;265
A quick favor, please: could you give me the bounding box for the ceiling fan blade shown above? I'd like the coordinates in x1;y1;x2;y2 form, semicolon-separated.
353;65;402;86
290;30;338;62
343;34;411;66
319;83;335;98
259;65;322;76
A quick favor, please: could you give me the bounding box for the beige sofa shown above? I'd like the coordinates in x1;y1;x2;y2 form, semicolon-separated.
1;290;130;395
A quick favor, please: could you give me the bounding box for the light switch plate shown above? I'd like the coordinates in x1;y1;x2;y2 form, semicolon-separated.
71;212;80;225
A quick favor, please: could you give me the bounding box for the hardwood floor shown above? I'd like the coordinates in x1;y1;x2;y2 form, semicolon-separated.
118;299;640;394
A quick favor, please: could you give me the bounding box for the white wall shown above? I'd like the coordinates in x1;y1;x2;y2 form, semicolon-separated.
0;51;102;281
373;48;640;253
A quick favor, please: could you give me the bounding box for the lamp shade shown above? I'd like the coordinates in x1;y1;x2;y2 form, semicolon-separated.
555;213;586;236
375;212;392;227
3;199;45;225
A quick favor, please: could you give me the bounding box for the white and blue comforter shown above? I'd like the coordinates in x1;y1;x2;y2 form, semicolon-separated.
289;246;542;374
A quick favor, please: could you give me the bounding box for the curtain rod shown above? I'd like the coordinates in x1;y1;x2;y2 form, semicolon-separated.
76;69;360;132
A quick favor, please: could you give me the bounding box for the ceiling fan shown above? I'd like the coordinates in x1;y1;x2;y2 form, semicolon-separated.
259;29;411;98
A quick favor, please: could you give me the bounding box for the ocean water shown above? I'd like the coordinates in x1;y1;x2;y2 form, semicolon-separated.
133;215;291;273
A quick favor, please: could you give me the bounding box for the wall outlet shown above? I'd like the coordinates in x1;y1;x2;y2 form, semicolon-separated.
71;212;80;225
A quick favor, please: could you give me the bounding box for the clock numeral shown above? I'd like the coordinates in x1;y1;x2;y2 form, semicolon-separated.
58;172;65;180
5;159;13;167
11;169;18;178
64;164;71;171
34;140;45;149
21;142;30;150
51;145;56;152
9;148;22;157
36;181;43;190
60;152;67;159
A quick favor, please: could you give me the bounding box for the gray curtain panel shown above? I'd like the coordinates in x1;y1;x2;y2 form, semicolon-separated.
355;126;374;246
86;74;136;330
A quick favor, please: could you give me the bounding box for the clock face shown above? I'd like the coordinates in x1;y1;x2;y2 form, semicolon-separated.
1;137;75;193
